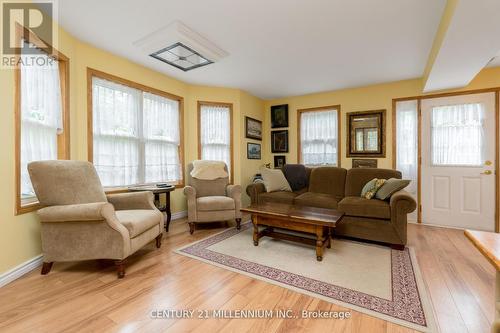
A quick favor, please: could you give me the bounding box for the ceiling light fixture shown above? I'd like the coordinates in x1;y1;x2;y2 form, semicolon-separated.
150;42;212;72
133;21;228;72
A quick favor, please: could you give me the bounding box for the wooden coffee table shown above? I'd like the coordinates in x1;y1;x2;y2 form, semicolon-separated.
241;203;344;261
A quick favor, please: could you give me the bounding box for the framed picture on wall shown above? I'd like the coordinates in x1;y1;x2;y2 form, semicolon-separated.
352;158;377;168
274;155;286;169
271;130;288;153
247;143;261;159
271;104;289;128
245;116;262;140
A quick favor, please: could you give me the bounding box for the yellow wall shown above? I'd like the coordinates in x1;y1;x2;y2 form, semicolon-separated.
0;25;266;274
239;91;266;207
263;66;500;169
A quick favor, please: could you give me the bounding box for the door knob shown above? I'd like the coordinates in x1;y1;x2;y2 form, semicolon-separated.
485;160;493;166
481;170;492;175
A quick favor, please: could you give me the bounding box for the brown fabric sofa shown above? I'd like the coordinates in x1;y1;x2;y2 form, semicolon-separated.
246;166;416;249
28;160;164;278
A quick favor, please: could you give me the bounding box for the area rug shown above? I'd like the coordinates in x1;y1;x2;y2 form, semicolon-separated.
175;223;436;332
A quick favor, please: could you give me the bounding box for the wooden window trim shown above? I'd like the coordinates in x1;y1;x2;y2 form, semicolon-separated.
86;67;185;190
197;101;234;183
297;105;341;167
15;25;70;215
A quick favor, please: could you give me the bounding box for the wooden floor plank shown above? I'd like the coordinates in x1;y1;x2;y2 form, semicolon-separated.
0;218;495;333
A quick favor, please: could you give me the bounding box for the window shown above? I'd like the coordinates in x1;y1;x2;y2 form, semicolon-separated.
16;29;69;215
431;103;485;166
395;100;418;196
298;106;340;166
198;102;233;179
89;69;184;188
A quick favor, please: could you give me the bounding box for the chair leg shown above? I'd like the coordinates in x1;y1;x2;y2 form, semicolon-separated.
236;218;241;230
41;262;53;275
114;260;125;278
189;222;195;235
155;234;162;248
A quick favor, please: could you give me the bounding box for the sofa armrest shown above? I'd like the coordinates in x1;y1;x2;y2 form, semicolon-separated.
389;190;417;214
107;192;156;210
227;184;242;218
389;190;416;245
183;186;197;222
37;202;132;260
37;202;115;222
246;182;266;204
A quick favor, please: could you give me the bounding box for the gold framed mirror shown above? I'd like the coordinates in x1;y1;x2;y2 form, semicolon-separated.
346;109;386;157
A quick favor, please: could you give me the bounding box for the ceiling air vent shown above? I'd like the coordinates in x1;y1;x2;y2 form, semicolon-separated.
134;21;228;72
150;42;212;72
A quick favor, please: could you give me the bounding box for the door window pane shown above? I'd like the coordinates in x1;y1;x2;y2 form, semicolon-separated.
431;103;485;166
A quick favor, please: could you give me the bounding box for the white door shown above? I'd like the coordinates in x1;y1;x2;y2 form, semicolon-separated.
421;93;496;231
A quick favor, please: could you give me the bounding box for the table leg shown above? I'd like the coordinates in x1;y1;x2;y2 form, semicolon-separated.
165;192;171;232
326;227;332;249
252;215;259;246
154;193;160;208
494;271;500;332
316;226;324;261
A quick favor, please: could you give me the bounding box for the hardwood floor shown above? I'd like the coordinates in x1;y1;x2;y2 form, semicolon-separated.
0;217;495;333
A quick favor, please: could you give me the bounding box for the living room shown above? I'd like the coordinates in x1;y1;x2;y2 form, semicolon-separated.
1;0;500;332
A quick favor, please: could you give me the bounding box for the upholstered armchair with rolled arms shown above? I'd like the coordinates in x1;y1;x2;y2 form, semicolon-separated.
28;160;163;278
183;162;242;234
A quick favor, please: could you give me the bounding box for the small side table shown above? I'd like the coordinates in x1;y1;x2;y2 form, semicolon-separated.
128;185;175;232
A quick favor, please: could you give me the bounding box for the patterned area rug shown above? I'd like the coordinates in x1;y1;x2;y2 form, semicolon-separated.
175;223;436;332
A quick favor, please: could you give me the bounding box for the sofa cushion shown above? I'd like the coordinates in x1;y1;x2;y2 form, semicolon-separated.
294;192;339;209
375;178;411;200
116;210;161;238
308;167;347;199
197;196;235;211
261;168;292;192
187;163;229;198
282;164;308;191
361;178;386;199
258;191;299;204
345;168;402;197
338;196;390;219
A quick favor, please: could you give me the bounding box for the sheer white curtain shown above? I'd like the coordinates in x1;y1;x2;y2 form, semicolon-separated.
20;44;63;199
143;93;181;182
92;77;141;186
431;103;485;166
200;104;231;174
300;109;338;165
396;100;418;196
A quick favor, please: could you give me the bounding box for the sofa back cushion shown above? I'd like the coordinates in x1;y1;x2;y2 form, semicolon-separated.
345;168;402;197
28;160;107;206
308;167;347;199
187;163;228;197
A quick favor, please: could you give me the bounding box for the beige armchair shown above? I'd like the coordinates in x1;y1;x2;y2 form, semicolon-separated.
28;160;163;278
183;163;242;234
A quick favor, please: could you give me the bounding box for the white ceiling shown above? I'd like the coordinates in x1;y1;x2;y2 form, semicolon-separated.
424;0;500;92
56;0;446;99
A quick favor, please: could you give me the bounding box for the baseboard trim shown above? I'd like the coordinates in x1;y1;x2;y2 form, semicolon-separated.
171;210;187;220
0;254;43;288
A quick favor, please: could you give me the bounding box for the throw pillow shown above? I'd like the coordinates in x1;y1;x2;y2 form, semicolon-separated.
260;167;292;192
361;178;386;199
375;178;411;200
282;164;308;191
